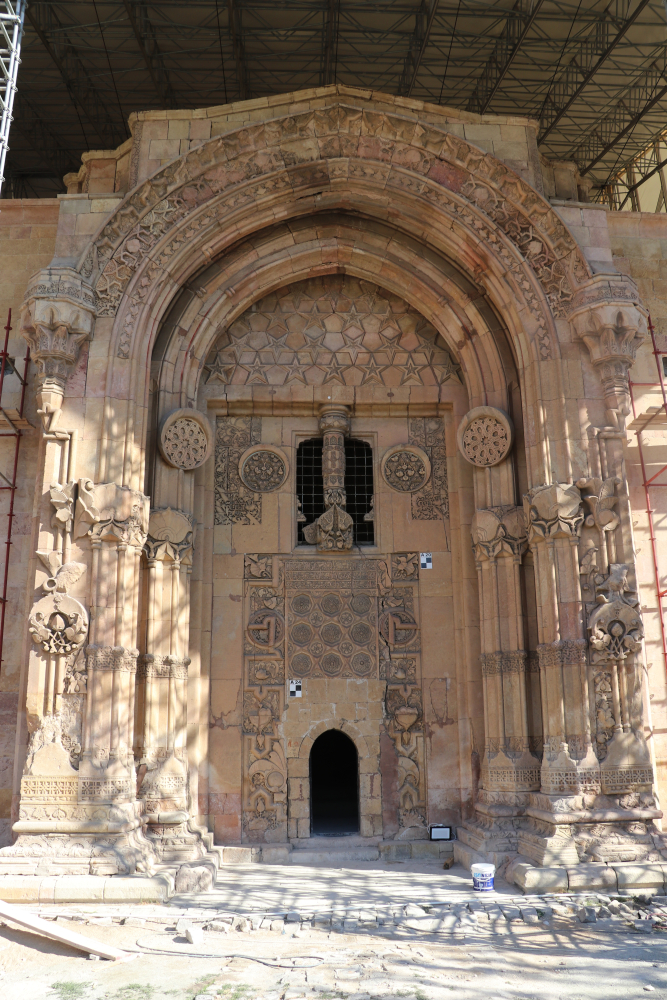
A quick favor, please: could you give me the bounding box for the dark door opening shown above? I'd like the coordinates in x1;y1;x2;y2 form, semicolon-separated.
310;729;359;836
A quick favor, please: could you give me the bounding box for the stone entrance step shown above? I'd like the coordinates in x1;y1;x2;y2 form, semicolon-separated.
290;845;380;865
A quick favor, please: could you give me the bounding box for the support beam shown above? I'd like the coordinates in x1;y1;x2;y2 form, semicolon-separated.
227;0;247;101
25;4;125;149
322;0;340;87
406;0;439;98
578;68;667;176
120;1;176;109
398;0;433;98
467;0;544;115
6;91;78;182
539;0;653;144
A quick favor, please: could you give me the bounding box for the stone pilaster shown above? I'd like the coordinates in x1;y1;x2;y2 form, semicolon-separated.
136;507;204;862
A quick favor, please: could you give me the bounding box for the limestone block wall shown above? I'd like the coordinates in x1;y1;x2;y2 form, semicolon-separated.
0;198;58;844
608;211;667;811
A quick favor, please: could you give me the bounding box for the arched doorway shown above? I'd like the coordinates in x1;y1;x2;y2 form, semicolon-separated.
310;730;359;836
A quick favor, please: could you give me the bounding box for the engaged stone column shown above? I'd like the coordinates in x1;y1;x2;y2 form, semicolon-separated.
471;507;537;793
518;482;596;865
302;405;353;550
136;507;202;862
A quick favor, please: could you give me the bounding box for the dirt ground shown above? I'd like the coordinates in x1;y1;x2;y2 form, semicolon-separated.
1;911;667;1000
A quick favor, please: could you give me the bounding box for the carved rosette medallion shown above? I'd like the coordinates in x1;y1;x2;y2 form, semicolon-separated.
457;406;514;467
239;446;289;493
381;446;431;493
159;409;212;470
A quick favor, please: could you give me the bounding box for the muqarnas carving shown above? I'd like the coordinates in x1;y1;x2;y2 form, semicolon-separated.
204;276;462;389
407;418;449;521
214;416;262;525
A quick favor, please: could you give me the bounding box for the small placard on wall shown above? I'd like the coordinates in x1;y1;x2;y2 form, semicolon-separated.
420;552;432;570
289;679;302;698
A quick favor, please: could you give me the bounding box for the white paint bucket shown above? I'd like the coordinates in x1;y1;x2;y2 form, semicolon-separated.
471;862;495;892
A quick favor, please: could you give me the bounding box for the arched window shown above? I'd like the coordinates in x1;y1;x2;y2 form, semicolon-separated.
296;437;374;545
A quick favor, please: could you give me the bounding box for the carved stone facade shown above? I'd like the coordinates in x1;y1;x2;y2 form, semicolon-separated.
2;85;666;889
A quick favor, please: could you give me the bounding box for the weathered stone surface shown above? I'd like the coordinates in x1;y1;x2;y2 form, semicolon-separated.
1;84;665;891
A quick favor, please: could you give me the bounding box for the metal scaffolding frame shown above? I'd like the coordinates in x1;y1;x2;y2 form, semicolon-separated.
4;1;667;203
0;0;25;193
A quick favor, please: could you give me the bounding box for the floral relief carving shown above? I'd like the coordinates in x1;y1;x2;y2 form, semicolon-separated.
382;447;431;493
457;406;513;468
239;447;288;493
159;409;212;471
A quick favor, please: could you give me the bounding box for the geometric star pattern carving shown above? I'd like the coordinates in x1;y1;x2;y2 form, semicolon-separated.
205;276;462;388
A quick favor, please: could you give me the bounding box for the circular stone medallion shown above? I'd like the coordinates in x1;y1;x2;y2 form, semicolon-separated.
239;445;289;492
291;653;312;676
159;409;212;470
339;611;354;627
351;652;373;676
321;622;343;646
457;406;514;468
340;640;354;657
321;593;343;616
381;446;431;493
350;594;372;616
291;622;312;646
310;641;324;657
321;653;343;676
291;594;312;616
350;621;373;645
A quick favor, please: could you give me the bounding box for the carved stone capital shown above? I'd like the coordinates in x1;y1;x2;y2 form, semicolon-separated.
481;650;528;675
523;483;583;541
20;270;95;429
569;283;647;412
318;404;350;436
85;644;140;672
74;481;150;549
145;507;196;564
137;653;190;679
471;505;527;561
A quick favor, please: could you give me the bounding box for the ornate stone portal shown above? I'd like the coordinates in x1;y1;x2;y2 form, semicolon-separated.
1;87;663;891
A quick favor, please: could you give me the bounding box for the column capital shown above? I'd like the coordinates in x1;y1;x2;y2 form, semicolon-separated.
144;507;196;564
471;505;527;562
523;482;584;542
20;268;95;431
569;278;648;414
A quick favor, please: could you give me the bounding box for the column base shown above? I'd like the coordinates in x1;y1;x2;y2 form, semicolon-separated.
145;820;209;864
0;822;159;877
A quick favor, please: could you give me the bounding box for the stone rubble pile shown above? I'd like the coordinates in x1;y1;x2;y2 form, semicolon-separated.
17;891;667;938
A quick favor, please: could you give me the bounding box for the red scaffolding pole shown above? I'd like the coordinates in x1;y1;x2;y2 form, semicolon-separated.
0;309;30;675
629;315;667;673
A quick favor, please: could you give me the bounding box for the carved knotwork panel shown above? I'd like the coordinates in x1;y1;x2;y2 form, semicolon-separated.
407;417;449;521
285;558;379;679
214;416;262;525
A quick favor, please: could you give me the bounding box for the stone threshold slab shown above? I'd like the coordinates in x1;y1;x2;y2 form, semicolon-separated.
0;874;174;903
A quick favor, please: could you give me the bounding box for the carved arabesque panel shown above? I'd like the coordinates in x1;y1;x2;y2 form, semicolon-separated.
214;416;262;525
408;418;449;521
